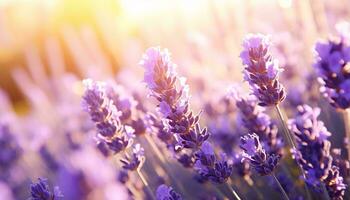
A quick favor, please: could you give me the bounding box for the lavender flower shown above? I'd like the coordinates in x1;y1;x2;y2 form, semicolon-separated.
177;153;195;168
194;141;233;184
82;79;134;154
240;133;280;176
240;34;286;106
289;105;347;199
82;79;122;139
156;184;182;200
121;144;145;171
235;94;283;155
105;84;138;123
331;149;350;181
105;126;134;154
150;115;177;148
96;141;111;157
313;28;350;109
288;105;333;186
323;166;347;200
140;47;209;151
30;178;63;200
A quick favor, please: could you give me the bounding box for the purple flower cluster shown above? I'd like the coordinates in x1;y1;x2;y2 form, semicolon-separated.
140;47;209;150
234;94;283;155
331;149;350;181
289;105;347;199
140;47;210;168
82;79;145;174
314;31;350;109
82;79;134;154
194;141;233;184
156;184;182;200
204;90;253;182
121;144;145;171
288;105;333;185
324;166;347;200
240;34;286;106
240;133;280;176
141;47;235;185
82;79;122;138
29;178;63;200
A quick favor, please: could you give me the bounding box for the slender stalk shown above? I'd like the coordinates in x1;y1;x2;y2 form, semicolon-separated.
272;172;290;200
136;169;156;200
275;105;312;200
275;105;297;149
112;155;143;198
144;134;167;163
126;181;142;199
144;134;186;194
124;151;156;200
343;109;350;161
224;181;242;200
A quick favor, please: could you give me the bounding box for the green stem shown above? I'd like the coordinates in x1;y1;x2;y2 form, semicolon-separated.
137;169;156;200
144;134;187;195
275;105;312;200
343;109;350;162
224;181;242;200
272;172;290;200
124;151;155;200
275;105;297;149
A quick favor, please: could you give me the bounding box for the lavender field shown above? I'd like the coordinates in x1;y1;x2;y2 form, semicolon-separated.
0;0;350;199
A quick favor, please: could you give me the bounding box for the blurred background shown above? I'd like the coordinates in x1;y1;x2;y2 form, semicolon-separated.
0;0;349;108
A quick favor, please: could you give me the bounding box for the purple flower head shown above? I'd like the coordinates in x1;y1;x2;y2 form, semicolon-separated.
323;166;347;200
156;184;182;200
151;116;177;148
234;93;283;155
313;30;350;109
96;141;111;157
240;133;280;176
194;141;233;184
331;149;350;181
177;153;195;168
120;144;145;171
240;34;286;106
30;178;63;200
288;105;333;186
105;84;138;123
140;47;177;91
82;79;135;154
106;125;134;154
82;79;122;138
140;47;209;152
140;47;189;117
